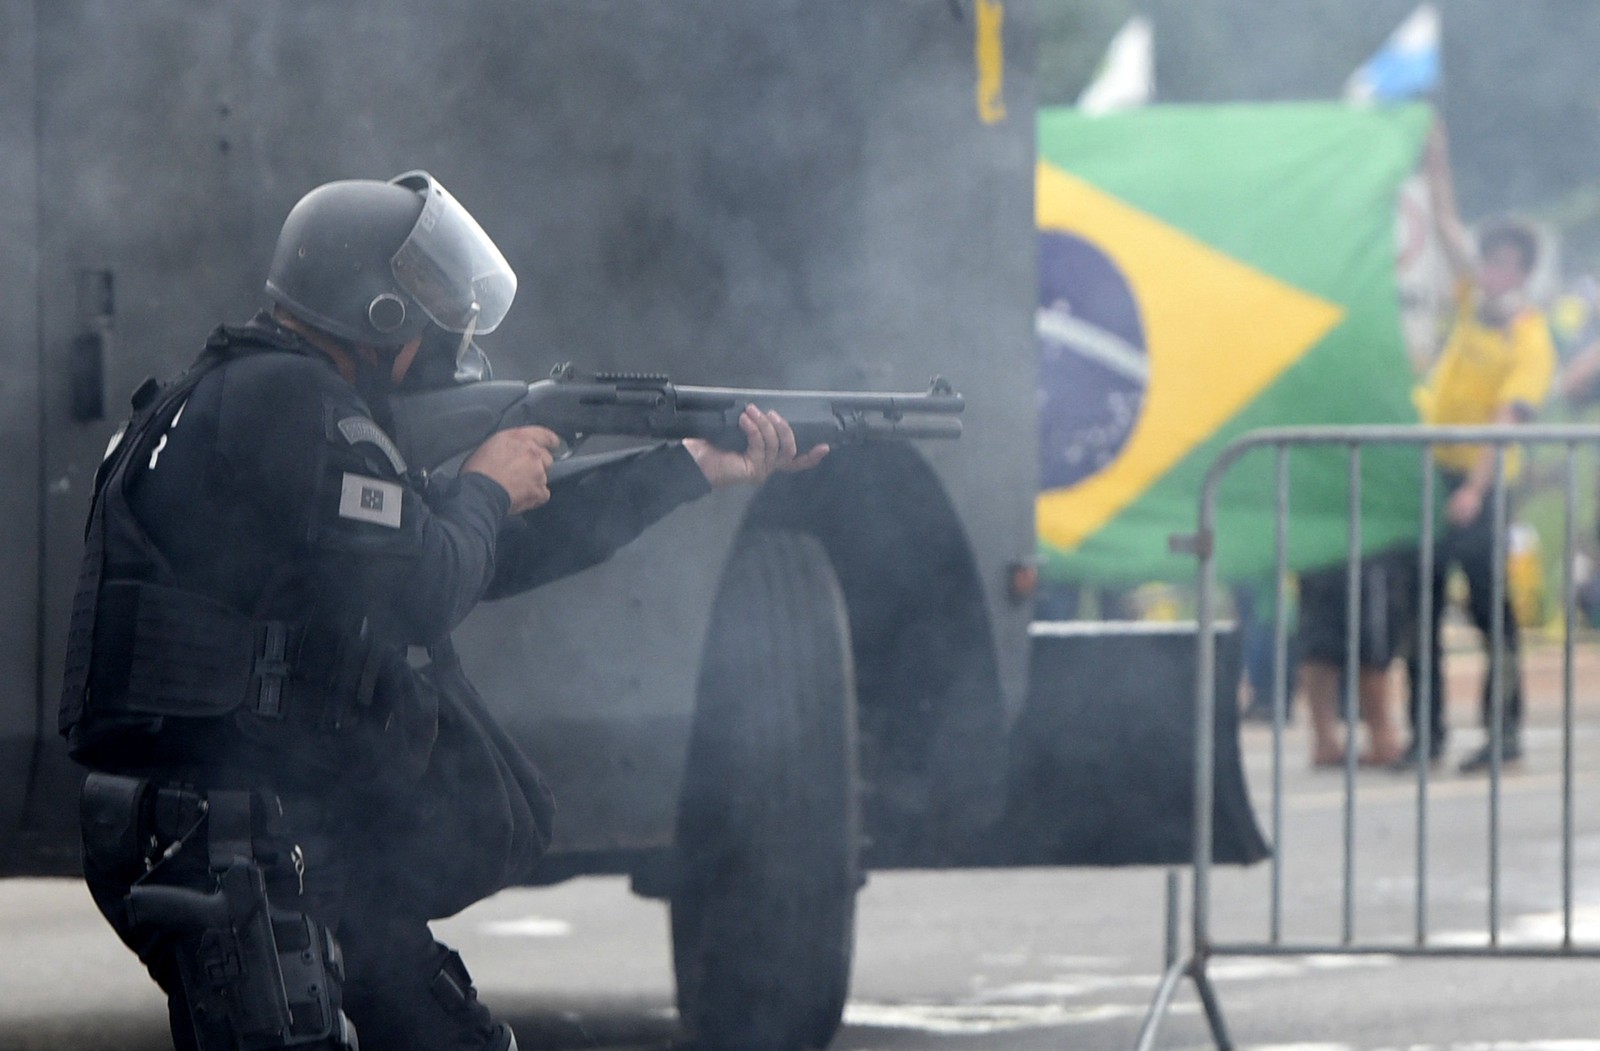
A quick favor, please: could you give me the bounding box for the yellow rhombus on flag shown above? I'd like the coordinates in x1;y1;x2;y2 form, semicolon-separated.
1036;103;1431;583
1035;161;1344;551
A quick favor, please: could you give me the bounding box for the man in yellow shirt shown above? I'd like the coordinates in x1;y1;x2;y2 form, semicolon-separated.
1404;123;1557;772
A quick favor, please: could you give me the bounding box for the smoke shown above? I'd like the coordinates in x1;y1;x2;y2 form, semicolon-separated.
20;2;1038;977
1057;0;1600;260
0;1;43;810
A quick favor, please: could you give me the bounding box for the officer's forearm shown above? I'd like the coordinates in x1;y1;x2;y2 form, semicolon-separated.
482;444;709;600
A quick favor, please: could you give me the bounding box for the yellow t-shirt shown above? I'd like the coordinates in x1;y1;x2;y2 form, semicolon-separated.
1415;283;1556;475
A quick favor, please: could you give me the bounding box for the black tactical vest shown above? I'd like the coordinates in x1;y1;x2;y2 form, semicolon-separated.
60;339;232;747
58;327;399;775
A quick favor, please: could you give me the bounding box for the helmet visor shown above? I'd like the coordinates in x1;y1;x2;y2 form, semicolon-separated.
389;172;517;334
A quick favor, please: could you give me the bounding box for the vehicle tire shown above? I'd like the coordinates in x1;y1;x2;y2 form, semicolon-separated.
671;528;861;1051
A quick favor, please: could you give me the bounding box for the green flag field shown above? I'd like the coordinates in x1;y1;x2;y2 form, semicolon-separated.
1036;102;1434;585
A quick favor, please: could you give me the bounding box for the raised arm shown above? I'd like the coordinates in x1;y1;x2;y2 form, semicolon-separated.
1424;119;1479;286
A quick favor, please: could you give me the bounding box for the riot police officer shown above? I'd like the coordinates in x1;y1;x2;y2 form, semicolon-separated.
59;171;826;1051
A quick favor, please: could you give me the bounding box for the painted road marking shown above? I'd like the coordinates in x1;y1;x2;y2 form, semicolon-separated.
843;1000;1191;1034
478;916;573;937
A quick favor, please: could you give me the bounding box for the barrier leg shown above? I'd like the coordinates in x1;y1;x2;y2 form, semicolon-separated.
1132;956;1188;1051
1132;953;1234;1051
1191;956;1234;1051
1164;869;1180;969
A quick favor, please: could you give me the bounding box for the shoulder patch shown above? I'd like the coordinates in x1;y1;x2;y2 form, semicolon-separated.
337;416;408;475
338;473;404;528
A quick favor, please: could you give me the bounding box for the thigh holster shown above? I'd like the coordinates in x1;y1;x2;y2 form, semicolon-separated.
81;773;355;1050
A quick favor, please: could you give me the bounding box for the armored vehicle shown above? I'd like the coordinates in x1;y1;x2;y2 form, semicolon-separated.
5;5;1263;1050
3;3;1045;1046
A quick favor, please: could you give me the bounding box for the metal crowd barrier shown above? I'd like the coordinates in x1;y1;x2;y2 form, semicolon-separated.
1135;424;1600;1051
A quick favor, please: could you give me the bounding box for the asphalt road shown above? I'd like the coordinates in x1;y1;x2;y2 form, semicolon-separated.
7;643;1600;1050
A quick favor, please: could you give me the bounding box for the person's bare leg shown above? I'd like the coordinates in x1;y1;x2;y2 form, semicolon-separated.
1358;664;1403;766
1301;661;1345;766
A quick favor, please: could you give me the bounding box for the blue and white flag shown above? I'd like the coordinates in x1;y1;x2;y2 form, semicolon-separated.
1077;16;1154;116
1345;4;1440;104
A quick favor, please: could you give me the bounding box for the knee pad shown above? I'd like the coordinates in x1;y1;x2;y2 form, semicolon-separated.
346;943;508;1051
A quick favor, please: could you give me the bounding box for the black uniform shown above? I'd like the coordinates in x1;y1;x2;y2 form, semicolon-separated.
62;315;710;1050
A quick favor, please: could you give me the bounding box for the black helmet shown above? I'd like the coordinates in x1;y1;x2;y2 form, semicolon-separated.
265;171;517;347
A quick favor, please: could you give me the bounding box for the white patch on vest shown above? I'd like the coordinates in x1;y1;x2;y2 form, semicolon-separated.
338;473;403;528
103;421;129;463
147;399;188;470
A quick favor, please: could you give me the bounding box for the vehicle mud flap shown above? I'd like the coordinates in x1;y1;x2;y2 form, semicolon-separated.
672;529;860;1051
994;621;1268;865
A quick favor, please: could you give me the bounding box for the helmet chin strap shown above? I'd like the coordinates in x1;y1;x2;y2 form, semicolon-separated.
454;306;481;368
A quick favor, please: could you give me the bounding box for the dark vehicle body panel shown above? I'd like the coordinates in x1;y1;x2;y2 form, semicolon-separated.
2;1;1041;878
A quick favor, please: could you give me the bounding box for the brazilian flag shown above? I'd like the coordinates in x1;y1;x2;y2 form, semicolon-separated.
1036;102;1434;584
